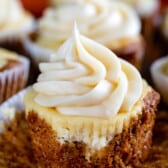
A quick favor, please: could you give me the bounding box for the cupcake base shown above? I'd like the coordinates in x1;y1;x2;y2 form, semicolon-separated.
27;90;160;168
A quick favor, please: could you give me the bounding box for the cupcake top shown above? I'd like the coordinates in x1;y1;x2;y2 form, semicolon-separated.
33;24;143;118
0;48;18;70
120;0;159;17
0;0;35;38
162;10;168;39
36;0;141;50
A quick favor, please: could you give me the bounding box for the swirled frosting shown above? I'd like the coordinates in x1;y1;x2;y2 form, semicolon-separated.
37;0;140;50
0;0;35;38
33;25;142;118
121;0;159;17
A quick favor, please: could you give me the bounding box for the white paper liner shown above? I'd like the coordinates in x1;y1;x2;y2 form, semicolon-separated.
151;56;168;105
23;37;53;65
0;88;28;133
0;55;30;103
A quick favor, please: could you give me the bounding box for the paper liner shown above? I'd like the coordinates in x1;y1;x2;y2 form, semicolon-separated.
23;37;53;65
0;56;30;104
151;56;168;105
0;88;28;133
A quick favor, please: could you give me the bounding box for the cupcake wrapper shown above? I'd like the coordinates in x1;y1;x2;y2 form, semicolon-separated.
0;56;30;104
23;37;53;65
0;88;27;132
151;56;168;105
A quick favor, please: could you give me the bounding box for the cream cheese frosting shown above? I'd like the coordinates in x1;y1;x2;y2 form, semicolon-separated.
33;25;143;118
120;0;159;17
0;0;35;38
0;48;18;69
37;0;141;50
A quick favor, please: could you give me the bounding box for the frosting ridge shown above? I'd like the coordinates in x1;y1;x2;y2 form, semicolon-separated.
0;48;18;69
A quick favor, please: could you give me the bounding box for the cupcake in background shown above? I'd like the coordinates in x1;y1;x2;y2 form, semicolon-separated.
0;48;29;104
0;0;36;55
24;24;160;167
151;56;168;106
23;0;144;70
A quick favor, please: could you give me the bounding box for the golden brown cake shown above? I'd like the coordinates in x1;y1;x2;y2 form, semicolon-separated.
0;110;36;167
24;0;144;70
0;48;29;103
24;25;160;167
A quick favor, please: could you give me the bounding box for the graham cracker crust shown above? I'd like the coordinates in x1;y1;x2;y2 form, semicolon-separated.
27;90;160;168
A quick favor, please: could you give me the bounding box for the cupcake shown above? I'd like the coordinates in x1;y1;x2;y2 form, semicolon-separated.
24;25;160;167
24;0;144;69
0;0;36;55
151;56;168;105
0;48;29;104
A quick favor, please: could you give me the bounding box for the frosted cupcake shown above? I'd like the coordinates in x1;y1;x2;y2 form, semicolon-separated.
24;25;160;167
0;0;36;54
0;48;29;104
24;0;144;69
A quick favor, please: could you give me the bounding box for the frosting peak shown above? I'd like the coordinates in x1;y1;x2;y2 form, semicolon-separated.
34;25;142;118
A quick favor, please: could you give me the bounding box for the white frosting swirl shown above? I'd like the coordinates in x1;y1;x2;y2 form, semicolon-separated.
120;0;159;17
37;0;140;50
0;0;35;38
33;25;142;118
